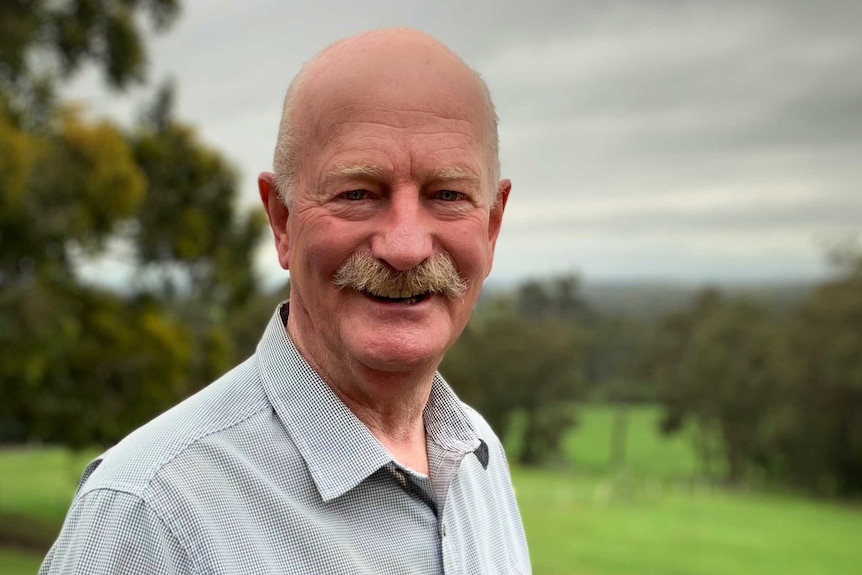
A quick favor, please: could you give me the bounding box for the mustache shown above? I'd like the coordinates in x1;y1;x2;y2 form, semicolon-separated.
332;251;468;299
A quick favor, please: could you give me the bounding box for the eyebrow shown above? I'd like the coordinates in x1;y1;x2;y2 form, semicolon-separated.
319;163;385;192
428;166;481;183
320;163;480;189
330;163;386;179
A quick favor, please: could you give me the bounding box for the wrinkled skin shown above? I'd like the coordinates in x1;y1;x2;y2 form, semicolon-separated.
259;29;510;461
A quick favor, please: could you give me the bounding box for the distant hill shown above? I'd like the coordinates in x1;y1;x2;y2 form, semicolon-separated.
482;277;817;320
582;279;816;319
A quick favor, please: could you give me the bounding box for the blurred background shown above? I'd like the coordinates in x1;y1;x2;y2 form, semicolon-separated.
1;1;861;574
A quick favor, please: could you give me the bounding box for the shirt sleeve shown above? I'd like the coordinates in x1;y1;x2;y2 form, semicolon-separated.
39;489;195;575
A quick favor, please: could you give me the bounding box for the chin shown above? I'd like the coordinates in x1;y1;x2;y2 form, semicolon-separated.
347;331;449;374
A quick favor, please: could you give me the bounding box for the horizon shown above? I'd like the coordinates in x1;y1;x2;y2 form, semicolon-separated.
66;0;862;286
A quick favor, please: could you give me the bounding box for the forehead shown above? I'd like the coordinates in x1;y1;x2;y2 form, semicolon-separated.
325;102;482;155
289;40;494;192
301;98;488;190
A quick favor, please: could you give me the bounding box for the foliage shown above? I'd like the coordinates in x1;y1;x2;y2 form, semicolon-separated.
129;84;265;310
0;0;268;451
775;250;862;495
443;275;585;465
642;248;862;495
0;283;193;447
0;0;179;97
645;291;784;482
0;105;145;288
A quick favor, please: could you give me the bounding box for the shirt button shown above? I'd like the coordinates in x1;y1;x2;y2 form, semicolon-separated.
440;523;447;537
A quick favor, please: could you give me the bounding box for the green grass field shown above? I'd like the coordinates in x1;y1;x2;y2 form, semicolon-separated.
0;548;42;575
2;405;861;575
516;469;862;575
561;404;706;478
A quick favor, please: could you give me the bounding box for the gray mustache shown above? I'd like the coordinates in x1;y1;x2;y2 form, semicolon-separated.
332;251;467;299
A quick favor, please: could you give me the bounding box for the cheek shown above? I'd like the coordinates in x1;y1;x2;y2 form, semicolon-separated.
446;223;493;273
290;216;361;279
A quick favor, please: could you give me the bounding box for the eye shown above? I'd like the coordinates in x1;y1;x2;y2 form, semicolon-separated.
342;189;368;201
436;190;463;202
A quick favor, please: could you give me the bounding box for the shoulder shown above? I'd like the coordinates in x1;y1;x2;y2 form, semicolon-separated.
78;355;270;501
458;401;518;476
40;488;196;574
460;402;503;449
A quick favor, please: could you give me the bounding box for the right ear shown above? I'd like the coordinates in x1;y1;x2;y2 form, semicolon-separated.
258;172;291;270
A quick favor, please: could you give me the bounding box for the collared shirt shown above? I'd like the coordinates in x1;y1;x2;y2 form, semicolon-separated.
40;303;531;574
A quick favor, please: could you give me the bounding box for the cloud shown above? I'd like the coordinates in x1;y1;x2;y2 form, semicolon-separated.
67;0;862;284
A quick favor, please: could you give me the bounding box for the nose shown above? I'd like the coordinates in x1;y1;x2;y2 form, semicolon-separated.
370;191;434;271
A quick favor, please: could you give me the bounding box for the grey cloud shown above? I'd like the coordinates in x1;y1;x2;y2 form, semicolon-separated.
71;0;862;283
505;197;862;236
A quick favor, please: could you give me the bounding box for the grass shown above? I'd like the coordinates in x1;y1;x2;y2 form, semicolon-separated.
2;405;862;575
0;447;96;523
562;404;706;479
514;468;862;575
0;547;43;575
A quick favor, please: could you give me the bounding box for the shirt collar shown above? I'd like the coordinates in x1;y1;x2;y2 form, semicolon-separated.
255;302;486;502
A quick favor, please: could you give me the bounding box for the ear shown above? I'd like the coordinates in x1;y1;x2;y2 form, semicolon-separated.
485;178;511;275
258;172;291;270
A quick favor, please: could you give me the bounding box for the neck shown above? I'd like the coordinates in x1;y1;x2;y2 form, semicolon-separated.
331;377;431;475
286;313;435;475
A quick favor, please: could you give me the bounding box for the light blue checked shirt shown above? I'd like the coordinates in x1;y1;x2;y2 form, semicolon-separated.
40;303;531;574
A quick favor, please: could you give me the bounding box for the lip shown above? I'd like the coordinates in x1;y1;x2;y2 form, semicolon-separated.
361;290;431;306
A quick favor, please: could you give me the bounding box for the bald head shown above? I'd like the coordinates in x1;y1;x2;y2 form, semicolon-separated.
272;28;500;204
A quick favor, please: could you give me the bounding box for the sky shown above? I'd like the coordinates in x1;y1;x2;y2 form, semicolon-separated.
69;0;862;287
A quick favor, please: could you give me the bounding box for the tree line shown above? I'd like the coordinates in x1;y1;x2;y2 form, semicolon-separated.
2;1;859;499
0;0;274;448
441;248;862;498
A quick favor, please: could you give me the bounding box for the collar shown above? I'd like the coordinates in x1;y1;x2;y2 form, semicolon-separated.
256;302;487;502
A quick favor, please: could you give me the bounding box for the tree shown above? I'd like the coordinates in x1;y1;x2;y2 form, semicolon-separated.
129;84;265;312
0;283;192;447
0;0;268;450
124;84;267;393
777;247;862;495
1;0;180;291
442;277;585;466
643;290;785;483
1;1;179;94
641;245;862;496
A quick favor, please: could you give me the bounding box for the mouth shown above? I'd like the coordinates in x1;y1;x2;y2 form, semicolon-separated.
362;289;430;305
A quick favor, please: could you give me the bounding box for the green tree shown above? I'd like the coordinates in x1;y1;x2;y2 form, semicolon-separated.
1;0;179;95
778;248;862;495
125;85;267;393
443;277;584;466
644;291;784;483
0;0;268;450
129;85;265;311
0;281;193;447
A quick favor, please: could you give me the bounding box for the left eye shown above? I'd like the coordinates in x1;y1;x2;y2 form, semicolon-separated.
342;190;368;200
437;190;462;201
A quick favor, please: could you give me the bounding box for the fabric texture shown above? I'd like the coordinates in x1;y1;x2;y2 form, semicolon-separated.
40;303;531;574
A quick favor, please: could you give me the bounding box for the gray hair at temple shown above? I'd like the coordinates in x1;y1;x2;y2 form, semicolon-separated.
271;51;501;207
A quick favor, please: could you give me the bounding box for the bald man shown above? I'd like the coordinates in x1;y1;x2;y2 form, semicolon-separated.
40;28;531;574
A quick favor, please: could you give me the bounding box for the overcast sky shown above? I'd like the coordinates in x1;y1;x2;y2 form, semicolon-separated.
70;0;862;286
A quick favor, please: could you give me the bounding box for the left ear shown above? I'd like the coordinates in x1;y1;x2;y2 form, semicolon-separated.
485;178;511;274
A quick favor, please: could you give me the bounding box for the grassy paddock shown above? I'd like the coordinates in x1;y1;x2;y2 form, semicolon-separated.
0;447;96;524
513;468;862;575
0;547;42;575
2;407;861;575
562;404;706;479
507;403;711;480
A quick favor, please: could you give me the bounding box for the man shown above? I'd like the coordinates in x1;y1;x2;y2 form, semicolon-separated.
41;28;530;574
